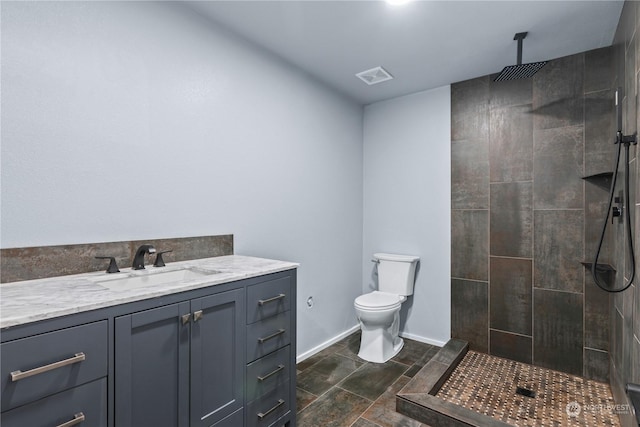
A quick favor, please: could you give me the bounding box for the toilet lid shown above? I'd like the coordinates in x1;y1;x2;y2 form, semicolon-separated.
355;291;403;310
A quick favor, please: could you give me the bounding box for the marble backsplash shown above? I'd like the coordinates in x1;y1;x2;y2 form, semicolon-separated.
0;234;233;283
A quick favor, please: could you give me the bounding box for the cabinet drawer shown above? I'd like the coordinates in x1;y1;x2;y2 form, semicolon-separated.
247;311;291;363
1;320;108;411
246;345;290;402
246;382;290;427
247;277;291;324
1;378;107;427
212;408;243;427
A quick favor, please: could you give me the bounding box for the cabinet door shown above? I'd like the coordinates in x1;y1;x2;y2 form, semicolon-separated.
190;288;245;427
115;302;191;427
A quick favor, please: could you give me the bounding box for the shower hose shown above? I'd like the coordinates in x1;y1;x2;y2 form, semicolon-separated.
591;132;636;293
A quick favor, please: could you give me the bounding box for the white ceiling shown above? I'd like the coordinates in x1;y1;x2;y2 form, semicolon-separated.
187;1;624;105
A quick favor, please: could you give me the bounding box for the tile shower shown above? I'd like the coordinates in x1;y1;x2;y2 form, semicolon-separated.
451;2;639;424
451;45;616;380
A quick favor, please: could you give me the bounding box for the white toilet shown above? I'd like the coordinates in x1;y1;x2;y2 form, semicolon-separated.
354;253;419;363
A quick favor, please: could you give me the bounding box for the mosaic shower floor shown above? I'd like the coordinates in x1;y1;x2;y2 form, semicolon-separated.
437;351;621;427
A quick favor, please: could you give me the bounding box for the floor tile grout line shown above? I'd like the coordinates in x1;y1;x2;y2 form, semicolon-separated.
335;384;375;403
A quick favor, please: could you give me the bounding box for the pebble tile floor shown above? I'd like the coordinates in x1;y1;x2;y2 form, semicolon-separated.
296;331;438;427
437;351;622;427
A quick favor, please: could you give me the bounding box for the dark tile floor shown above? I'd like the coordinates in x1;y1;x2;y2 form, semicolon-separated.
296;331;439;427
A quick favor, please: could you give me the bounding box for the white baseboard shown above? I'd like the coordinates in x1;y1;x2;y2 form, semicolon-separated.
296;324;360;364
296;326;448;363
399;331;448;348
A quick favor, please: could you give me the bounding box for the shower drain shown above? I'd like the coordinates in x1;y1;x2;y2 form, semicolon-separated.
515;387;537;398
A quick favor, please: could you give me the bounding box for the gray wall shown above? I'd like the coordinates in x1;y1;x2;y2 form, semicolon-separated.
363;86;451;347
0;1;364;358
450;46;617;380
610;1;640;426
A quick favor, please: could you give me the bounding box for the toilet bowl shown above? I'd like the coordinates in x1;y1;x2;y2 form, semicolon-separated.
354;253;419;363
354;291;406;363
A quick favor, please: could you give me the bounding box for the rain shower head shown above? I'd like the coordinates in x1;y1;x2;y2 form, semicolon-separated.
494;32;547;82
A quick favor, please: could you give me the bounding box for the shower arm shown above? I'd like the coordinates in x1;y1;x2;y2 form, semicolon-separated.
514;32;527;65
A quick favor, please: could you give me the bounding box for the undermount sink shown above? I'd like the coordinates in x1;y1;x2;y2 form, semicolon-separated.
95;268;218;292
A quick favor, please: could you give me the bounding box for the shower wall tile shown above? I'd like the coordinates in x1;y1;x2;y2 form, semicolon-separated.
628;160;637;277
585;184;614;266
633;336;640;384
451;45;618;379
584;348;609;382
489;257;532;336
533;210;584;293
451;279;488;352
533;289;584;376
490;182;532;258
489;104;533;183
489;74;532;107
533;125;584;209
451;76;489;141
451;139;489;209
585;47;615;93
635;273;640;339
625;35;637;132
489;329;532;364
584;89;615;175
611;4;639;415
623;293;634;382
585;279;611;351
532;52;585;130
451;210;488;281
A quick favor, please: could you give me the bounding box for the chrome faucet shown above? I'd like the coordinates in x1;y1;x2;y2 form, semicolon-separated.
132;244;156;270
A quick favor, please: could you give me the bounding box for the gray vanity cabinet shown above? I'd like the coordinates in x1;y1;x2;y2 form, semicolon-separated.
115;287;245;427
1;265;297;427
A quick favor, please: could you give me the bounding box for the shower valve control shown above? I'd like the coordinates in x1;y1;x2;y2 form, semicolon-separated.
612;196;623;223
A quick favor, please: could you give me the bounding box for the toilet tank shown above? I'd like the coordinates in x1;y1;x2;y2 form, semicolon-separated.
374;253;420;296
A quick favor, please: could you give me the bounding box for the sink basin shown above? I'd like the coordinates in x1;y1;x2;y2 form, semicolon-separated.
95;268;218;292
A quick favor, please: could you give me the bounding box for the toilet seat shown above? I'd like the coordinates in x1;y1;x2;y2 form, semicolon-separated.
354;291;405;311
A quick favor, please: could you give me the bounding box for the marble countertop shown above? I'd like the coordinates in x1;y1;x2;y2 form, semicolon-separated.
0;255;298;329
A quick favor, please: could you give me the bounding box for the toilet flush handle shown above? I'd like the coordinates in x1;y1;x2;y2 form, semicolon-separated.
371;259;379;263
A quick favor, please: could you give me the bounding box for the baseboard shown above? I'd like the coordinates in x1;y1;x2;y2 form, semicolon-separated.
296;327;447;363
400;331;448;348
296;324;360;364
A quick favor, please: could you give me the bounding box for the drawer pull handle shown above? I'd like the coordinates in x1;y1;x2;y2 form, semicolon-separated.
257;364;285;382
258;329;285;344
258;294;285;306
193;310;204;322
10;352;86;382
257;399;284;419
56;412;85;427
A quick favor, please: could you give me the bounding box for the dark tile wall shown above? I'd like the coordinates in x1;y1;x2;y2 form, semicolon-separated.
0;234;233;282
451;45;617;381
609;2;640;426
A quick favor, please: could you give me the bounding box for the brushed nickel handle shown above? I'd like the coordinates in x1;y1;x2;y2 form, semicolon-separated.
257;364;285;382
258;294;285;306
56;412;85;427
10;352;86;382
258;329;285;344
193;310;203;322
257;399;284;419
181;314;191;325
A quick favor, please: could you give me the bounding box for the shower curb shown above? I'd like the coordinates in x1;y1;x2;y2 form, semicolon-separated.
396;338;512;427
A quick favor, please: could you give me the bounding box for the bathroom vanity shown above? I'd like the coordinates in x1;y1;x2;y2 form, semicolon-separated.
0;255;298;427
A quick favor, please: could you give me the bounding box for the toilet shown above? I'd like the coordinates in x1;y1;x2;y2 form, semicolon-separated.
354;253;419;363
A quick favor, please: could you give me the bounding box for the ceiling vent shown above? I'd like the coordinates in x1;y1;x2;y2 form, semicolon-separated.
355;66;394;85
